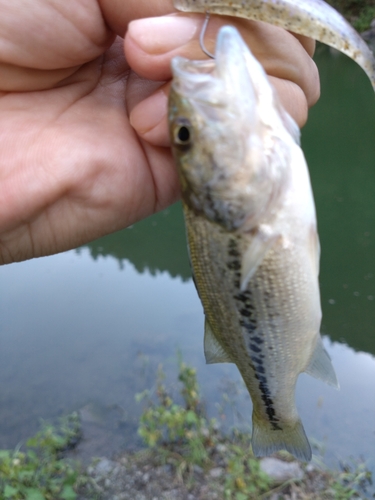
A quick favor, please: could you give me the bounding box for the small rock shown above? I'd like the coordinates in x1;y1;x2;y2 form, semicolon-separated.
193;465;204;475
95;457;116;476
112;465;121;476
142;472;150;483
155;465;171;476
104;478;111;489
209;467;224;479
305;463;316;473
200;427;210;438
216;444;227;454
135;493;147;500
260;457;304;484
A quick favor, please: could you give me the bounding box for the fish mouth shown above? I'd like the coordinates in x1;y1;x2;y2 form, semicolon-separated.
171;26;256;110
170;56;222;104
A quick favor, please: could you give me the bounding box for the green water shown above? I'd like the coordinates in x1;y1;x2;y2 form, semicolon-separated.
305;45;375;355
1;46;374;473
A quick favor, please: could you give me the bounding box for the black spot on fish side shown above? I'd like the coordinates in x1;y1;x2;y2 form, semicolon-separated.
250;343;262;353
255;374;267;384
240;308;251;317
256;377;282;431
227;260;241;271
228;248;240;257
241;320;257;334
234;293;248;303
251;336;264;345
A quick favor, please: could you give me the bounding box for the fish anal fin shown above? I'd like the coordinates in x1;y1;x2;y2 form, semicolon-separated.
305;337;339;389
241;225;280;291
252;416;312;462
204;318;232;364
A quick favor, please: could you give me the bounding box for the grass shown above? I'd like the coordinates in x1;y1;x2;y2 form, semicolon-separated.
0;413;87;500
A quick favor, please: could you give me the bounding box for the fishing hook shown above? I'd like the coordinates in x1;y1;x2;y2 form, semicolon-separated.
199;12;215;59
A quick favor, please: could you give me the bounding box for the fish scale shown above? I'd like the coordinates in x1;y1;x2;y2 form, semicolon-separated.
185;206;318;448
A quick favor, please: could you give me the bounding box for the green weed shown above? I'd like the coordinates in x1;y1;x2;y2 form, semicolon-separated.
327;0;375;30
136;361;218;468
0;413;84;500
328;460;373;499
352;7;375;32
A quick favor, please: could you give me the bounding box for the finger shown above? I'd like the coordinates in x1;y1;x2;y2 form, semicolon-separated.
99;0;175;36
270;76;309;127
125;14;319;106
129;82;171;147
289;32;316;58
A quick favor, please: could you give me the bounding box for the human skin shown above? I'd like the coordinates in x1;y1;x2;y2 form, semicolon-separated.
0;0;320;264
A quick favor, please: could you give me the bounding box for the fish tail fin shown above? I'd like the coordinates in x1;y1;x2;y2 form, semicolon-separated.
251;416;312;462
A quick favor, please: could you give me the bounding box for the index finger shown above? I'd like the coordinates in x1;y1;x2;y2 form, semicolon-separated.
99;0;176;36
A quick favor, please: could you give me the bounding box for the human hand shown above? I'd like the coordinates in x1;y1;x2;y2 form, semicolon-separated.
0;0;320;264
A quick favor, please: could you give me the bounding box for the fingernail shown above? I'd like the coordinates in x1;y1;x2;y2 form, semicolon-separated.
130;89;168;135
128;15;198;54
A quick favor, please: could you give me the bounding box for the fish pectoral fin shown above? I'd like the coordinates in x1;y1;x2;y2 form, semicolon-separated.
204;318;232;364
252;416;312;462
305;337;339;389
241;226;280;291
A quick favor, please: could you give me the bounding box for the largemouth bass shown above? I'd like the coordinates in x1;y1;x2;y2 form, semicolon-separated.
168;26;338;461
174;0;375;92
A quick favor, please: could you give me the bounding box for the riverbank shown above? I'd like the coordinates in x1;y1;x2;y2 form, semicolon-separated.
77;443;372;500
1;362;373;499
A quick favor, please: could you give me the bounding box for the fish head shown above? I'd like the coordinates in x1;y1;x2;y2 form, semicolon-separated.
169;26;293;231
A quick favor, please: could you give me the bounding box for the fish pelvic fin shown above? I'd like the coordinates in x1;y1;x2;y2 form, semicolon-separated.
252;416;312;462
204;317;232;364
305;336;339;389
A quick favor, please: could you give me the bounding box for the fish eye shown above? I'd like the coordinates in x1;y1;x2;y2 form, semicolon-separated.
173;119;192;150
177;126;190;143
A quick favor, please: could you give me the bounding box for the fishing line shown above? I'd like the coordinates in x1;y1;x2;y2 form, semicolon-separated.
199;12;215;59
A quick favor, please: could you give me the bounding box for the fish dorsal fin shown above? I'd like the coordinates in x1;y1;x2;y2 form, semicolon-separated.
204;318;232;364
241;226;280;291
305;337;339;389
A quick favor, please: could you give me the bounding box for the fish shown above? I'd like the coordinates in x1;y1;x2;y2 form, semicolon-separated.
168;26;339;461
174;0;375;92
